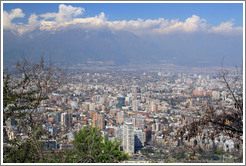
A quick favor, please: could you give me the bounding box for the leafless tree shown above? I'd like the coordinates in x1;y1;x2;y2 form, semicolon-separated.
175;65;243;162
3;57;66;162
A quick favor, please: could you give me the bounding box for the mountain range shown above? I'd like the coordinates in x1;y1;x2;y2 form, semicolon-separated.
3;28;243;68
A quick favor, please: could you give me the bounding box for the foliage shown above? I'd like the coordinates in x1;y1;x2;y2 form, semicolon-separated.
63;126;128;163
3;140;40;163
171;149;187;160
140;148;154;155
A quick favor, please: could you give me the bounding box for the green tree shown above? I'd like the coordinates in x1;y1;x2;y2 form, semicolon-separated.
63;126;128;163
3;140;41;163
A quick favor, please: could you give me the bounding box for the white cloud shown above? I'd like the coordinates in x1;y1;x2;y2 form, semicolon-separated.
40;4;84;24
108;18;164;33
209;20;243;35
38;4;85;31
3;5;243;36
28;13;40;29
40;21;56;31
152;15;207;34
3;8;25;30
72;12;107;28
39;12;108;31
183;15;207;32
105;15;207;35
3;9;40;35
17;13;40;35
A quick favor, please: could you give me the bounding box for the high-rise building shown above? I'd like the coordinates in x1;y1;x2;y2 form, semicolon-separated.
55;112;62;123
90;110;96;119
89;103;95;111
117;96;125;108
92;112;105;130
134;129;144;152
116;111;125;124
98;113;105;130
123;122;134;154
133;86;141;93
143;128;152;144
212;91;221;100
131;115;146;129
115;125;123;142
125;96;132;105
133;100;140;111
84;102;90;111
152;121;161;132
61;112;73;130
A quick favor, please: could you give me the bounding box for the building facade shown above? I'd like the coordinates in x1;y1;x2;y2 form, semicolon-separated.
123;122;134;154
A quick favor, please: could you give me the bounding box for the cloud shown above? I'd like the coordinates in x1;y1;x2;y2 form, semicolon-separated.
69;14;207;35
150;15;207;34
3;5;243;36
39;12;106;31
3;8;25;30
3;8;40;35
209;20;243;35
28;13;40;29
38;4;85;31
72;12;107;28
17;13;40;35
40;4;84;23
106;15;207;35
108;18;165;33
3;4;84;34
181;15;207;32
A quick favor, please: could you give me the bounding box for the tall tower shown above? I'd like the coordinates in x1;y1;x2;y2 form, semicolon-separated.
123;122;134;154
92;112;105;130
61;112;72;131
92;112;98;128
98;113;105;130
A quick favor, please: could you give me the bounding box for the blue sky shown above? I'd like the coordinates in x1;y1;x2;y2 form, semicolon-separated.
3;2;243;26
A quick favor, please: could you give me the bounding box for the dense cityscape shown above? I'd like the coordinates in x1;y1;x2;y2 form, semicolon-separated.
4;66;243;163
2;2;244;164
